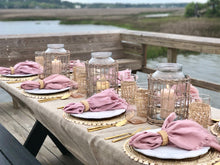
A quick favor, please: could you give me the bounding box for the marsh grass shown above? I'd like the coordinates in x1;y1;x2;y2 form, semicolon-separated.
60;15;220;38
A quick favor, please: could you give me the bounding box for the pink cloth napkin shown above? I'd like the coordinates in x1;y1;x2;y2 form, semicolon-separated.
129;112;220;151
64;88;128;114
171;84;201;101
21;74;77;90
172;84;200;98
0;61;43;75
118;69;135;83
69;60;85;71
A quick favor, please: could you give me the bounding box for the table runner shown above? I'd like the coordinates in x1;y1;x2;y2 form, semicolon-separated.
0;80;219;165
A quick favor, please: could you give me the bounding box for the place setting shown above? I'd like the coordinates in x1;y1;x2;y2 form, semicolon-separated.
0;45;78;100
20;74;77;100
123;112;220;165
63;88;128;126
0;60;41;82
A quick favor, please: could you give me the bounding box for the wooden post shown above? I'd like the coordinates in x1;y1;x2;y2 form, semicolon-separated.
142;44;147;70
167;48;177;63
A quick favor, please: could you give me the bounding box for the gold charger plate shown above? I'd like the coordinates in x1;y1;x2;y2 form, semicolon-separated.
123;139;220;165
211;108;220;122
22;90;70;99
211;122;220;137
63;112;125;126
0;75;38;81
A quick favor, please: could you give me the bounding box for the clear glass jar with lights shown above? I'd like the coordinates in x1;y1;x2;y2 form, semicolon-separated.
85;52;118;97
43;44;70;77
147;63;191;126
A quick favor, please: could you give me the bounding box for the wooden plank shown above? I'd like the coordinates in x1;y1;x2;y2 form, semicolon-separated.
0;102;81;165
142;67;220;92
191;79;220;92
0;152;11;165
0;33;122;49
0;124;41;165
121;31;220;54
121;42;142;55
142;44;147;68
117;59;142;71
167;48;177;63
0;32;124;67
0;104;57;165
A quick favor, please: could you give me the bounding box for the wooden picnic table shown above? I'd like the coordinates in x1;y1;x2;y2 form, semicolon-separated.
0;79;220;165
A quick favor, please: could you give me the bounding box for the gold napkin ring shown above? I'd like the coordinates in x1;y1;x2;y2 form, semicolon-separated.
10;67;15;74
158;130;168;146
39;80;44;89
80;100;90;112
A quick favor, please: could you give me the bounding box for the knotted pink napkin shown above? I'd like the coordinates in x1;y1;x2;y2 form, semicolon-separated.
129;112;220;151
69;60;85;72
0;61;43;75
21;74;77;90
64;88;128;114
172;84;200;99
118;69;135;83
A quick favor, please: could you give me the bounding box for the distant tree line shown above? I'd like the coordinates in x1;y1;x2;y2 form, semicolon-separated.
0;0;75;8
185;0;220;17
0;0;187;9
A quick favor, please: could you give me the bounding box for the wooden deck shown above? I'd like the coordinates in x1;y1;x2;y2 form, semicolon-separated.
0;88;83;165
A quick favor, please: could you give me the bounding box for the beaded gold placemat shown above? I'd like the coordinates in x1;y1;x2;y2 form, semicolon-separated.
0;75;38;81
63;112;125;126
211;123;220;137
123;139;220;165
22;90;70;99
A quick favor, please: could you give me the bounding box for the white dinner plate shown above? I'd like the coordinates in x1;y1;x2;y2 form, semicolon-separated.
2;73;37;78
133;128;210;160
71;109;126;120
25;87;70;95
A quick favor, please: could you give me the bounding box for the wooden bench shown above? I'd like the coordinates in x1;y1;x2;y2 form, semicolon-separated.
0;123;41;165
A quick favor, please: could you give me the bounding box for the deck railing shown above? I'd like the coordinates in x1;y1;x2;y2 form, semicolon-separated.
0;30;219;92
120;30;220;92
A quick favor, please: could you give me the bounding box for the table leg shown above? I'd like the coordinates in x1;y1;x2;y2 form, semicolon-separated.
24;120;70;156
24;121;48;156
48;131;70;155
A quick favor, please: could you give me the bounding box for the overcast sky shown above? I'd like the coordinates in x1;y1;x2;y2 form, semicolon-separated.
62;0;208;4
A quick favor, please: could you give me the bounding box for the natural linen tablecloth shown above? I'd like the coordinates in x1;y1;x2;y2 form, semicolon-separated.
1;80;220;165
0;80;159;165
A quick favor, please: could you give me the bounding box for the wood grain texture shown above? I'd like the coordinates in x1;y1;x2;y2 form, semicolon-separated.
167;48;177;63
0;31;123;66
121;30;220;54
0;124;41;165
0;102;82;165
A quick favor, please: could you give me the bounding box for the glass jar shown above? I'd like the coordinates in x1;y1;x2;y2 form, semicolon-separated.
89;52;114;65
147;63;190;126
35;51;45;67
86;52;118;96
43;44;70;77
45;44;67;54
35;51;45;79
152;63;185;80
